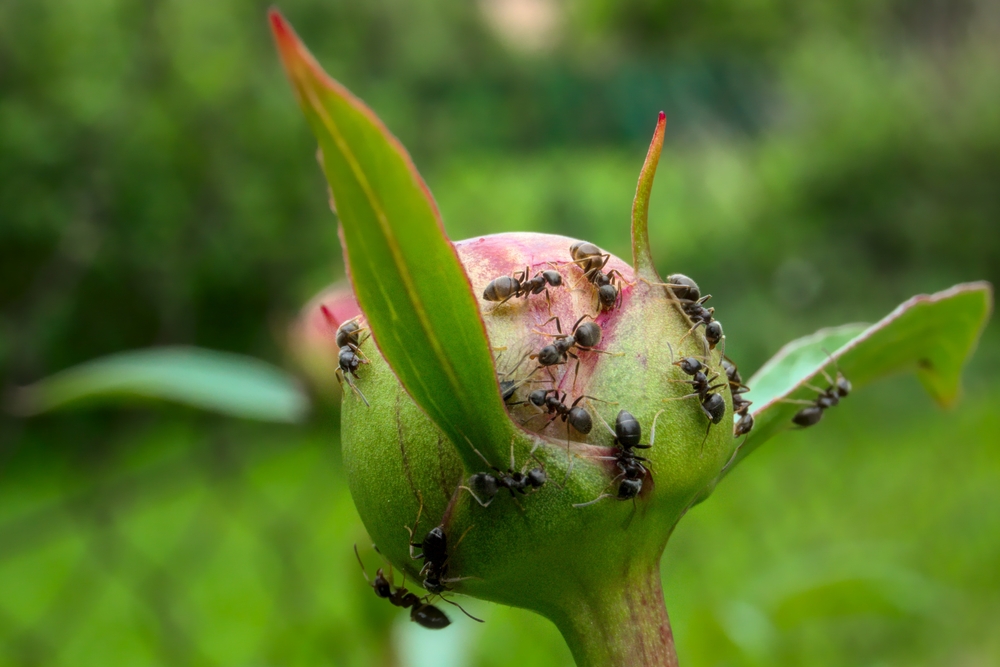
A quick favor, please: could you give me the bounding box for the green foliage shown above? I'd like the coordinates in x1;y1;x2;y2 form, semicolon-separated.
272;12;514;467
2;0;999;664
726;282;992;472
9;347;309;423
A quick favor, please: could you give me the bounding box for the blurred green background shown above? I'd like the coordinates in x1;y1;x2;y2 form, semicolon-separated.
1;0;998;665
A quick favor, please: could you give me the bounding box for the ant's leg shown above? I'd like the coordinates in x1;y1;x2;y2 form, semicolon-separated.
405;495;425;559
699;420;712;451
438;596;485;623
572;493;612;508
606;268;634;287
464;437;498;472
594;409;617;439
405;526;420;560
353;544;372;585
677;321;706;346
573;472;626;508
802;381;829;395
779;398;818;406
457;485;494;508
439;575;481;588
570;313;594;332
453;524;475;550
645;409;665;448
714;335;726;364
561;421;580;487
720;432;751;476
662;392;699;403
581;347;623;357
341;373;370;407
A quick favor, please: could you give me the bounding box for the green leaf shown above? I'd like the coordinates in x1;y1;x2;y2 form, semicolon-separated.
270;11;512;466
631;111;665;282
8;347;309;423
723;282;992;477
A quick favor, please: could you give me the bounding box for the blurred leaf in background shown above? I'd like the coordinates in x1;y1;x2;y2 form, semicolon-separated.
1;0;997;665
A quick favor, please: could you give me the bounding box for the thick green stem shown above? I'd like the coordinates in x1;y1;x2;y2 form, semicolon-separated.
550;565;678;667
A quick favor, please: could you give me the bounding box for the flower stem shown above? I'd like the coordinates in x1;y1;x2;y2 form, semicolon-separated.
549;565;679;667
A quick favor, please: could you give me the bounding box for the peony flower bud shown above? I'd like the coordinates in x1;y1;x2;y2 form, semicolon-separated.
312;229;737;666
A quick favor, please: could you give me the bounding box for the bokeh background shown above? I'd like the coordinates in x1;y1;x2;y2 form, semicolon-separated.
1;0;998;665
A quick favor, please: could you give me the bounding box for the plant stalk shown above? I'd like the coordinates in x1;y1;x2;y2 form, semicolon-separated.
549;565;678;667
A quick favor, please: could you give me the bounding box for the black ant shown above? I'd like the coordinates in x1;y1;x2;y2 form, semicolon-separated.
566;241;629;311
646;273;724;352
568;241;610;279
494;348;533;404
461;440;547;508
354;544;452;629
664;355;727;447
574;409;662;508
406;501;475;598
483;266;562;308
322;309;371;406
722;357;754;437
785;361;852;428
530;315;614;387
333;313;367;352
523;388;595;436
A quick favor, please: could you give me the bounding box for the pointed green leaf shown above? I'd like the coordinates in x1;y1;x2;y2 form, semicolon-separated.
631;112;665;281
722;282;992;477
270;11;512;466
8;347;309;423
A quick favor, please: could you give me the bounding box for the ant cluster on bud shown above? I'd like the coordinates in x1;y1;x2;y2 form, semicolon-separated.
331;238;852;632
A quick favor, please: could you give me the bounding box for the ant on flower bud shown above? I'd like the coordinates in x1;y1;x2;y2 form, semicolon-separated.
483;266;563;310
320;308;371;406
460;440;547;509
574;410;662;509
354;544;452;629
664;353;727;448
530;315;617;388
567;241;629;311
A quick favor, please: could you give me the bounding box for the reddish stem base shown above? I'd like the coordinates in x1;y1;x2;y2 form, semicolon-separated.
549;565;678;667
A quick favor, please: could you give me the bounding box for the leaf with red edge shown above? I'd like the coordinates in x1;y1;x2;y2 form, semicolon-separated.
631;112;666;281
720;282;992;479
270;10;514;467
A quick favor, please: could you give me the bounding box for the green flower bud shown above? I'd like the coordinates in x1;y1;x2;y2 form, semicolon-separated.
316;232;737;665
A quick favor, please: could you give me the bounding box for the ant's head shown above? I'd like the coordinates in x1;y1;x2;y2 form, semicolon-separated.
675;357;703;376
598;284;617;309
528;388;549;407
372;569;393;598
527;468;547;488
536;344;562;366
